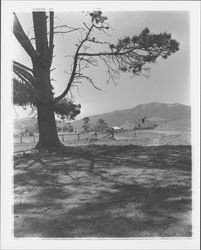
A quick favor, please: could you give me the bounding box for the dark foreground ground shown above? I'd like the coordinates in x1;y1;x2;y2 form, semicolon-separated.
14;144;192;238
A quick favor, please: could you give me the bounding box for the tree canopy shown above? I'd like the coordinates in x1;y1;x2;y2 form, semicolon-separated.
82;117;90;132
13;11;179;109
93;119;109;133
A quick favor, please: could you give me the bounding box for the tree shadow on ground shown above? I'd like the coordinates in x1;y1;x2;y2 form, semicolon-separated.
14;145;192;237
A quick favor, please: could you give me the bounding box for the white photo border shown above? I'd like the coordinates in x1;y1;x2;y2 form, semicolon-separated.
1;1;200;249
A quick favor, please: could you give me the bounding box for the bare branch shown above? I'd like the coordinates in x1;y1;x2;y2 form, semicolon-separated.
13;13;37;62
54;23;95;103
83;22;90;30
79;57;99;67
76;74;101;90
54;25;84;31
93;24;109;30
53;55;79;103
78;48;135;57
54;27;83;34
99;55;119;84
87;38;108;45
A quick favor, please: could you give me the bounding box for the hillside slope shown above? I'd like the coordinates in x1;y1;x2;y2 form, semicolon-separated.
14;102;191;132
72;102;191;128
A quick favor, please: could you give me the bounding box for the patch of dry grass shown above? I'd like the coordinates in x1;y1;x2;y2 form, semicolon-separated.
14;129;191;153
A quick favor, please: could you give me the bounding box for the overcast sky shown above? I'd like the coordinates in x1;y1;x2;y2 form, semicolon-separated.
13;11;190;119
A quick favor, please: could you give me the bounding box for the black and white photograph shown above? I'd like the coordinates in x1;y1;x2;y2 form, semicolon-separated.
1;1;200;250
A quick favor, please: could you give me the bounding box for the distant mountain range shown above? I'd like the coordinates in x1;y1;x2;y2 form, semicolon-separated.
14;102;191;133
71;102;191;128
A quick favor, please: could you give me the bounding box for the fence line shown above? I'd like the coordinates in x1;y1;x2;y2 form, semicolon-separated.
14;133;81;144
14;130;139;144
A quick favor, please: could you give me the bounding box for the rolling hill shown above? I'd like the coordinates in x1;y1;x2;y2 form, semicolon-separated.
14;102;191;133
14;117;37;130
71;102;191;129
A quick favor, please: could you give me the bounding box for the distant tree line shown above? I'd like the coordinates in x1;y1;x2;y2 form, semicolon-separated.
57;117;112;134
57;122;74;133
81;117;111;133
16;116;157;137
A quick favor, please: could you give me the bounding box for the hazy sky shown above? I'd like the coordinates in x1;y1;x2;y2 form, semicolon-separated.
13;11;190;119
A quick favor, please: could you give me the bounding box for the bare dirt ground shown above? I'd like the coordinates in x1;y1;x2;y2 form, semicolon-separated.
14;130;192;238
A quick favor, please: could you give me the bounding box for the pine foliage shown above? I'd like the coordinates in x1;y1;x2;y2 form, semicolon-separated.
54;98;81;120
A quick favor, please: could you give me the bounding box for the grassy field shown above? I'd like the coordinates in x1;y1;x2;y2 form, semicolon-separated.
14;129;191;153
14;142;192;238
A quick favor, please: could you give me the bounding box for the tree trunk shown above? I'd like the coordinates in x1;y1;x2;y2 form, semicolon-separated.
31;12;65;150
34;65;62;150
35;102;62;149
33;67;64;150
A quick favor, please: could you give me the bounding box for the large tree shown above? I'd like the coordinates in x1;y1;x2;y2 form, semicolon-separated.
13;11;179;150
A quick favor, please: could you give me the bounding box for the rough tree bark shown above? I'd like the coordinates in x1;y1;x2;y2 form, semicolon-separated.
32;12;62;149
34;67;61;149
36;102;61;149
